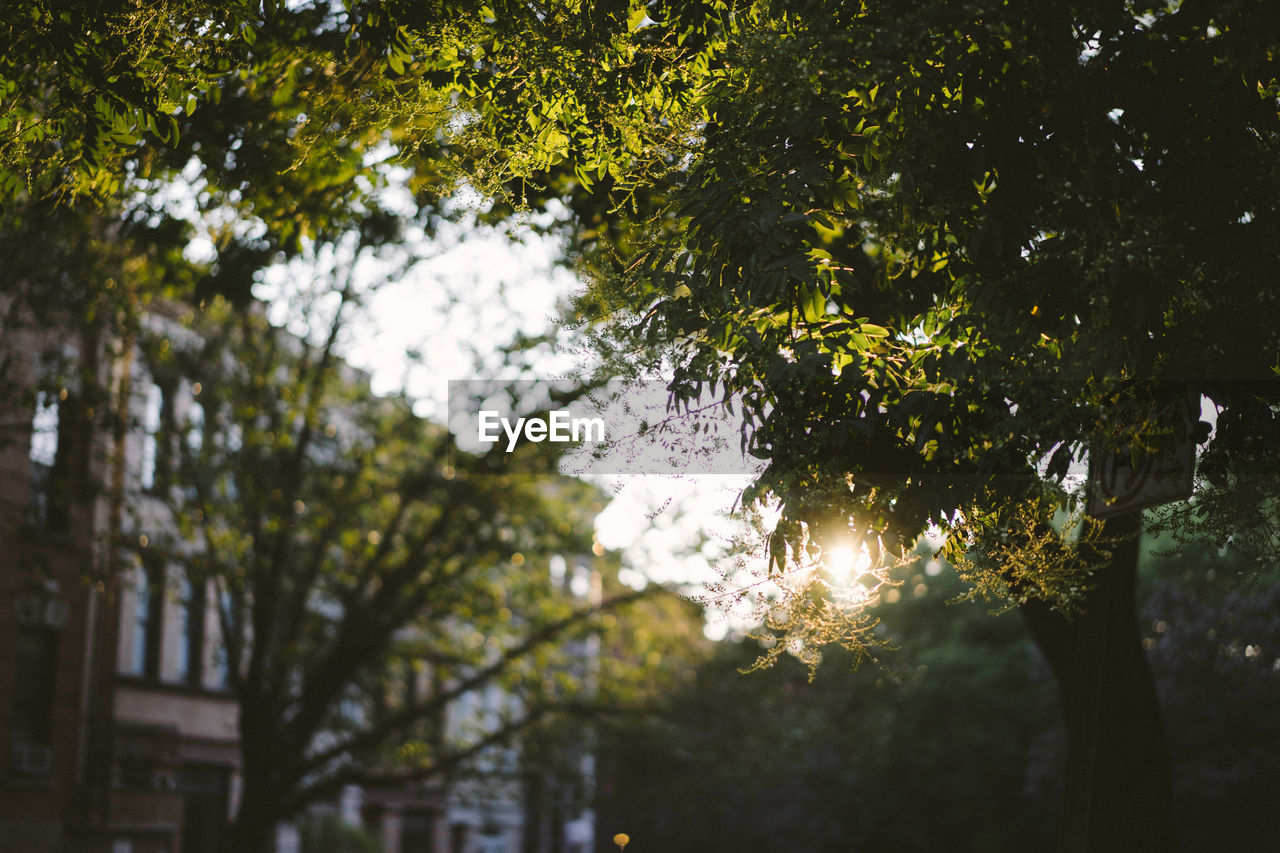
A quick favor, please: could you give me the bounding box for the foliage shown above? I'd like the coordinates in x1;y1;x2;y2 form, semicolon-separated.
2;0;694;238
1;1;253;202
599;540;1280;852
599;557;1059;853
1136;540;1280;850
5;2;440;211
298;813;384;853
439;0;1280;656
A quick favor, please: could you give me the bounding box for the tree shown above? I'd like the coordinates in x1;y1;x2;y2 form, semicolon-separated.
5;10;667;849
440;1;1280;848
131;278;640;853
11;1;1280;844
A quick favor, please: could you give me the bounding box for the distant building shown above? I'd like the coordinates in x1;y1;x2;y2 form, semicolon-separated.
0;320;104;852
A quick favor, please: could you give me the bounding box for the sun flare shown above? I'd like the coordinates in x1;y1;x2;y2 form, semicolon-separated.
823;545;868;580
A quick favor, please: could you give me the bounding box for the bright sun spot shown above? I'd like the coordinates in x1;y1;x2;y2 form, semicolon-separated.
822;544;875;607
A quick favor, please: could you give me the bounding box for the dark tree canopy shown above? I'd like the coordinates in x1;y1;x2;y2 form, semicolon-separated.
450;0;1280;614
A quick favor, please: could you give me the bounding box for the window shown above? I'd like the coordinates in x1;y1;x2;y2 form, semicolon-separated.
29;391;60;468
128;561;163;678
11;624;57;776
210;587;234;689
449;823;469;853
181;394;206;498
179;764;230;853
175;575;206;686
212;420;242;501
400;812;436;853
404;658;421;707
476;832;506;853
186;398;206;455
140;380;174;492
28;388;69;530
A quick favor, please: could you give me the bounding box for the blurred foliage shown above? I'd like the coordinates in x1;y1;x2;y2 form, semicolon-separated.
599;537;1280;852
298;813;384;853
1136;537;1280;850
599;558;1060;853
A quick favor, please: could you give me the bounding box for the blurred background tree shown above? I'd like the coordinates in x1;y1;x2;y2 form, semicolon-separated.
598;537;1280;852
2;7;667;852
131;276;647;853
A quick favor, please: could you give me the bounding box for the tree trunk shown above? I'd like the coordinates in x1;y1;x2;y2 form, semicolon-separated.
1021;514;1174;851
226;718;288;853
225;786;280;853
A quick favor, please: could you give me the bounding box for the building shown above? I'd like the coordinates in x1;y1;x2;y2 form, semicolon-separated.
0;320;105;852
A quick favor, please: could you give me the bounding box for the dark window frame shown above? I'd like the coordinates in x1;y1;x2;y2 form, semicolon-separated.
179;763;231;853
11;623;58;749
177;574;206;686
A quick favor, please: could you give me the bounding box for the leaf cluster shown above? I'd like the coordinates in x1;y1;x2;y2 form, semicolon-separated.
473;0;1280;640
